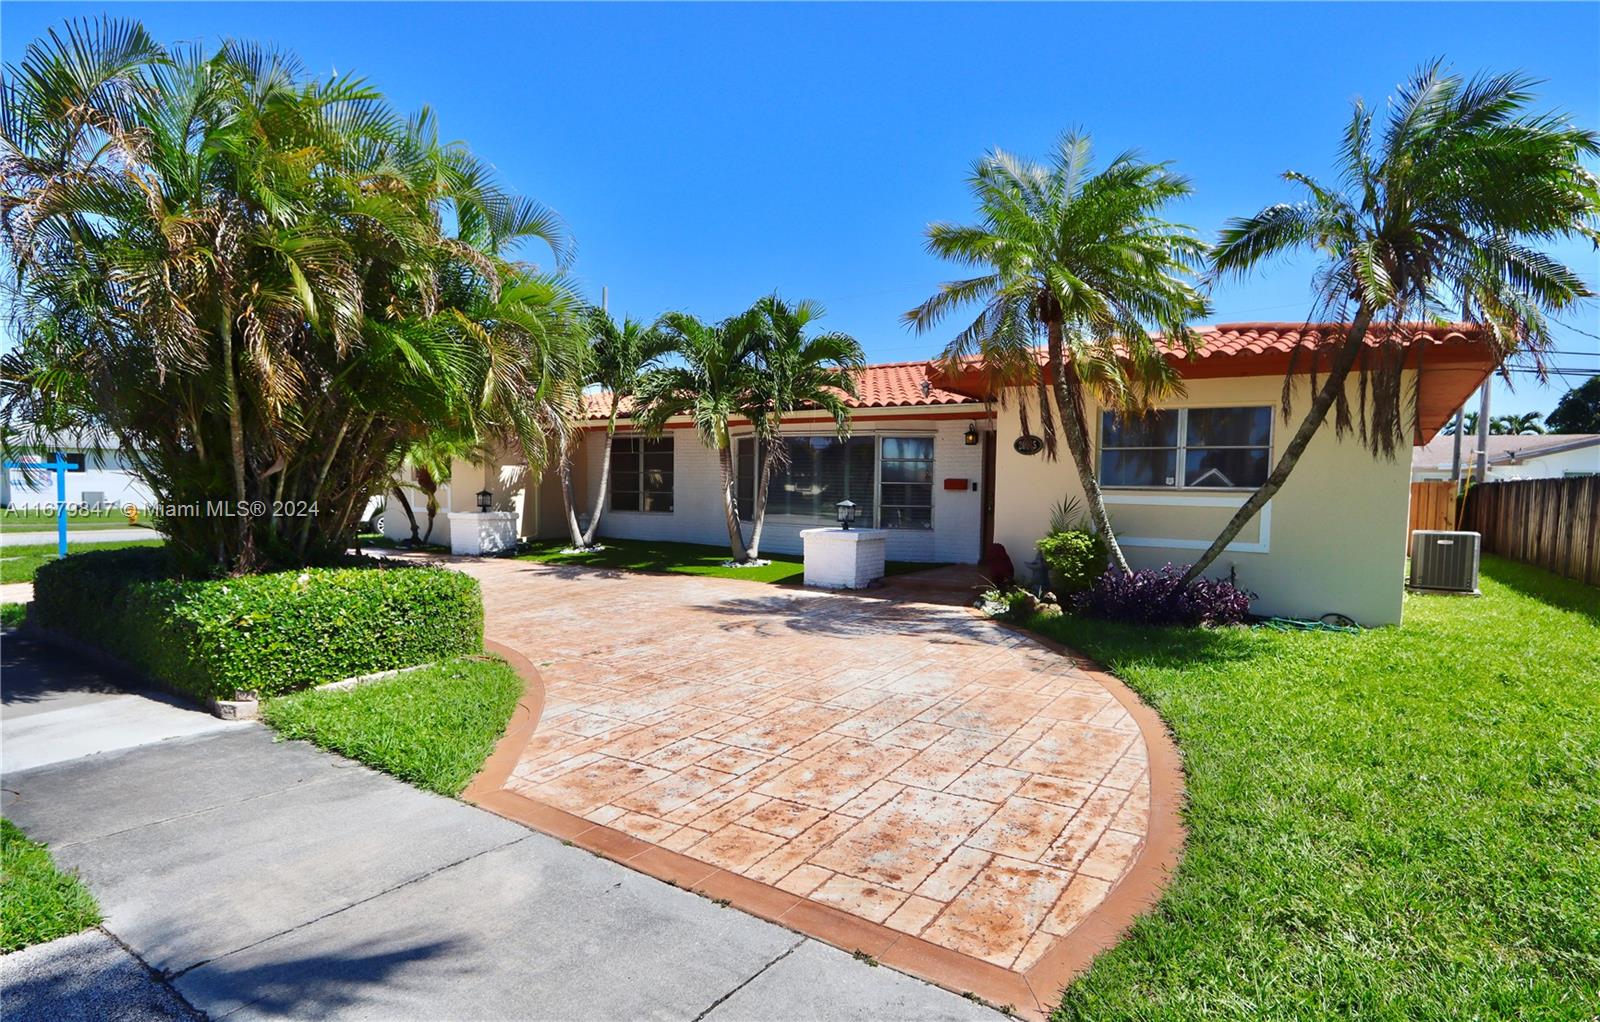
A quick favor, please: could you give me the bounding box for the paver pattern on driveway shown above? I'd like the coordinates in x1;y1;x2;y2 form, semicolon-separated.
460;559;1176;1015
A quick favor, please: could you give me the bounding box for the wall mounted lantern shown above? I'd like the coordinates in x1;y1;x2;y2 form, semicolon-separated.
963;423;980;446
476;488;494;512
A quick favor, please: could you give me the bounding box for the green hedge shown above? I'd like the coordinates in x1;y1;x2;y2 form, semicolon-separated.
31;548;483;700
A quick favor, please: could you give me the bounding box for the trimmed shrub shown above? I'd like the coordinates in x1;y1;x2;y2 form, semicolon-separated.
32;548;482;700
1036;530;1110;596
1072;563;1255;626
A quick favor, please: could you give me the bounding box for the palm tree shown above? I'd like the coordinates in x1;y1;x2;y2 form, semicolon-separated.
744;296;865;560
1493;412;1546;435
905;133;1209;574
556;307;674;550
0;17;582;572
1443;411;1482;436
635;311;764;562
402;432;484;544
1183;63;1599;585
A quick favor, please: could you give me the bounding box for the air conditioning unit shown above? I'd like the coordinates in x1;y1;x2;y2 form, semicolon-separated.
1408;531;1481;595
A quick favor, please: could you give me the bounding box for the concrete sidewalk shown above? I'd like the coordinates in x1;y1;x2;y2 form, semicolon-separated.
2;726;998;1020
2;631;242;774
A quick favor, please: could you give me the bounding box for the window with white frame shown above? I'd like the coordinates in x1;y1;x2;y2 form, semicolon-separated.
1099;407;1271;489
736;436;876;524
879;436;934;529
733;434;936;529
610;435;674;512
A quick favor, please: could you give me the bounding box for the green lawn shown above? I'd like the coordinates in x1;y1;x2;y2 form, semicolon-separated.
1;819;102;953
515;537;936;584
0;539;165;585
261;656;524;797
1032;555;1599;1021
1;507;154;531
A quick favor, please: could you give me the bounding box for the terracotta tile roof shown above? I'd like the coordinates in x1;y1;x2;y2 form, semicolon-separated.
935;322;1483;379
924;321;1496;444
582;360;974;419
848;360;972;408
583;324;1492;430
1163;321;1481;363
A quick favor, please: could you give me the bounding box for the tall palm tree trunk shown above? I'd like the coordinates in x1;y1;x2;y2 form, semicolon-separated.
218;310;255;571
747;441;776;560
1180;305;1376;585
1045;319;1131;574
392;484;420;541
581;402;620;547
716;436;750;562
557;435;585;549
422;487;440;544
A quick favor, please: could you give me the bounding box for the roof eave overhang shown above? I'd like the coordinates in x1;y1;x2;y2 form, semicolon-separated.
925;338;1499;445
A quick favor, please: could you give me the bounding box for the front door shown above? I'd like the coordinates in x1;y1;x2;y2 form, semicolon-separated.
980;431;997;560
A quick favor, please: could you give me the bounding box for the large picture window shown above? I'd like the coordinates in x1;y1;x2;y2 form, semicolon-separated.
736;436;875;525
611;435;674;512
1099;407;1270;489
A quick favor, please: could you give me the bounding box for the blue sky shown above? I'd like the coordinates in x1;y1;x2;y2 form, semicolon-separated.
4;1;1598;420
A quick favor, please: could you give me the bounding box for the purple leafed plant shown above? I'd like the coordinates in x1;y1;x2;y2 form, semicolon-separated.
1071;564;1255;626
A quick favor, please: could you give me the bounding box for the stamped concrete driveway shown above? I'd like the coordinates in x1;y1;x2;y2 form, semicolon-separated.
457;559;1182;1019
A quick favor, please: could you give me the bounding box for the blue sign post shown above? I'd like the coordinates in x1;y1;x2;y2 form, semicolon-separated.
4;453;73;558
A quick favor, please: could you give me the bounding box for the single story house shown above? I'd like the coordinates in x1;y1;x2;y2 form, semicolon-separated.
1;433;156;511
400;321;1495;626
1411;432;1600;482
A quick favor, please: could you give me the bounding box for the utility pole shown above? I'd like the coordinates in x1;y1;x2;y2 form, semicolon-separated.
1474;381;1491;481
601;286;608;313
1451;300;1468;489
1450;409;1464;486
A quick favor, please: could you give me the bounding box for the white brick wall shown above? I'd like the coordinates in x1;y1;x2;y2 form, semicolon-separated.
801;528;888;587
577;411;988;564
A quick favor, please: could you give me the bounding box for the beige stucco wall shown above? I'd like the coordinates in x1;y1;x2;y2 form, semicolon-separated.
382;447;554;547
992;373;1415;626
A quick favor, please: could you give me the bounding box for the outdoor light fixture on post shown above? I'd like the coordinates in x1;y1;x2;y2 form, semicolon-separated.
963;423;979;446
835;499;858;530
476;488;493;513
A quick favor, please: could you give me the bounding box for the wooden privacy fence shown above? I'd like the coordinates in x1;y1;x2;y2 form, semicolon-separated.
1407;481;1457;552
1460;476;1600;585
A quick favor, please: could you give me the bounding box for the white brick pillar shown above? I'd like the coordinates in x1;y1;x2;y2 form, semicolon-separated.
447;511;518;556
800;528;888;589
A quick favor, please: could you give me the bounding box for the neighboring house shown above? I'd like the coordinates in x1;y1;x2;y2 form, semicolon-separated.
1411;432;1600;482
0;433;156;510
927;322;1495;626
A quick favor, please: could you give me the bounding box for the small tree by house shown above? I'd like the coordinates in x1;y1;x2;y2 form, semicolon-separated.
635;311;765;562
556;308;673;550
744;296;865;560
1182;63;1600;586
